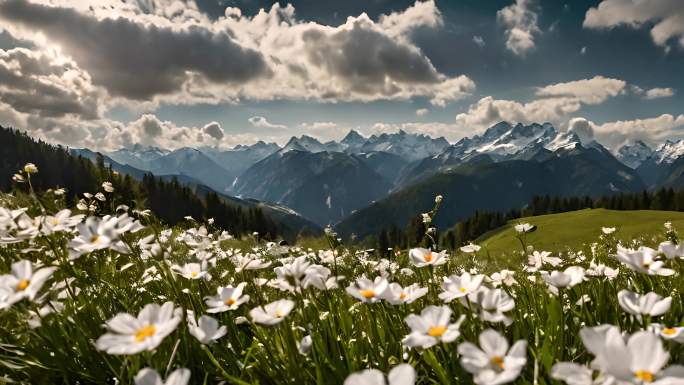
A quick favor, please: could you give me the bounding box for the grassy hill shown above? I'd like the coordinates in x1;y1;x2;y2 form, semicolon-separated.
477;208;684;256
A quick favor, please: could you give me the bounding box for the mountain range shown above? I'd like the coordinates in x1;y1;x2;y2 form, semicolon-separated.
82;122;684;239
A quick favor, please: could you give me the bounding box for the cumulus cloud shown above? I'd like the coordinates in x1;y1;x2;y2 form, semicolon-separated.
0;0;473;107
0;0;269;101
248;116;287;130
202;121;224;140
583;0;684;49
416;108;429;117
566;117;595;144
588;114;684;149
535;76;627;104
454;76;631;132
0;47;103;119
644;87;675;99
497;0;541;56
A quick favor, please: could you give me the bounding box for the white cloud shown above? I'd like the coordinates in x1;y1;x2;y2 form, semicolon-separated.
416;108;429;117
248;116;287;130
202;121;224;140
454;76;631;133
0;0;474;107
472;35;485;47
589;114;684;148
644;87;675;99
497;0;541;56
583;0;684;49
535;75;627;104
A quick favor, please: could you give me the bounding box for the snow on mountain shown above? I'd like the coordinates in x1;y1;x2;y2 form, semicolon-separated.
358;130;449;161
108;144;169;169
280;135;329;153
651;140;684;164
615;140;654;169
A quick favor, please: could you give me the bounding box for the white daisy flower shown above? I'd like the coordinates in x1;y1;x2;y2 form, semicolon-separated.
204;283;250;313
249;299;295;326
402;305;465;349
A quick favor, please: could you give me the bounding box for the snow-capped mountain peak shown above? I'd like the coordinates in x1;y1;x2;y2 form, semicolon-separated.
281;135;328;153
615;140;654;169
652;139;684;164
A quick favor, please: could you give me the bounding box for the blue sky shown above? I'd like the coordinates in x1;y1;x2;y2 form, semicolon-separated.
0;0;682;150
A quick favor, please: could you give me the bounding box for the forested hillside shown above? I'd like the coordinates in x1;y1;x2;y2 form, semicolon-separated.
0;126;281;239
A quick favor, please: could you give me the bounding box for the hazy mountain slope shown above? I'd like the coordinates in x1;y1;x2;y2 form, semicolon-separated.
336;146;645;239
233;150;392;226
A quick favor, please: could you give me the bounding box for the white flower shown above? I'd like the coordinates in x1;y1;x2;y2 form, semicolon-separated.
232;254;272;272
299;334;313;356
23;163;38;173
40;209;84;234
344;364;415;385
601;227;616;235
134;368;190;385
0;260;56;309
617;290;671;319
346;276;389;303
68;216;130;258
170;263;209;281
96;302;181;355
614;245;674;276
488;270;517;287
205;283;250;313
660;326;684;343
435;195;443;203
551;362;595;385
187;314;226;344
408;248;447;267
525;251;562;272
472;287;515;326
421;213;431;223
102;182;115;192
595;330;684;384
439;272;485;302
383;283;428;305
461;243;482;253
586;260;619;280
658;241;684;260
458;329;527;385
514;223;535;233
249;299;295;325
542;266;585;292
402;306;465;349
95;192;106;202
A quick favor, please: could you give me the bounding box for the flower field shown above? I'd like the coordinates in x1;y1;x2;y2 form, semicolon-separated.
1;165;684;385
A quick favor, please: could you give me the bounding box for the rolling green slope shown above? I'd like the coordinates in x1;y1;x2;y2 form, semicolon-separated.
477;208;684;256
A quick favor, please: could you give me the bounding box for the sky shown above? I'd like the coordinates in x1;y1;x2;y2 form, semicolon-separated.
0;0;683;151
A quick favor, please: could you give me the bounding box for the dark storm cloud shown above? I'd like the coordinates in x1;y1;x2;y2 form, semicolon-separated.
0;0;270;101
302;16;443;98
0;48;101;119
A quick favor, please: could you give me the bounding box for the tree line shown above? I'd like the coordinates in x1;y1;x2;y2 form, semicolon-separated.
371;188;684;255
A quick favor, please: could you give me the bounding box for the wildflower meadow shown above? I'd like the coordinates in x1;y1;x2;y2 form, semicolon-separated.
1;164;683;385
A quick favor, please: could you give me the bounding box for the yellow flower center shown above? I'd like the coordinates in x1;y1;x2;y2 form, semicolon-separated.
360;289;375;299
635;370;654;382
90;235;100;244
135;325;156;342
427;325;447;337
663;328;678;335
225;298;236;306
424;253;433;262
399;292;408;300
491;356;505;369
275;310;284;318
459;287;467;293
16;279;30;291
51;218;59;225
190;272;198;278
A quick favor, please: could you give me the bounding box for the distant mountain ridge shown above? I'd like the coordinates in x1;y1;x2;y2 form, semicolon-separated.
88;122;684;237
